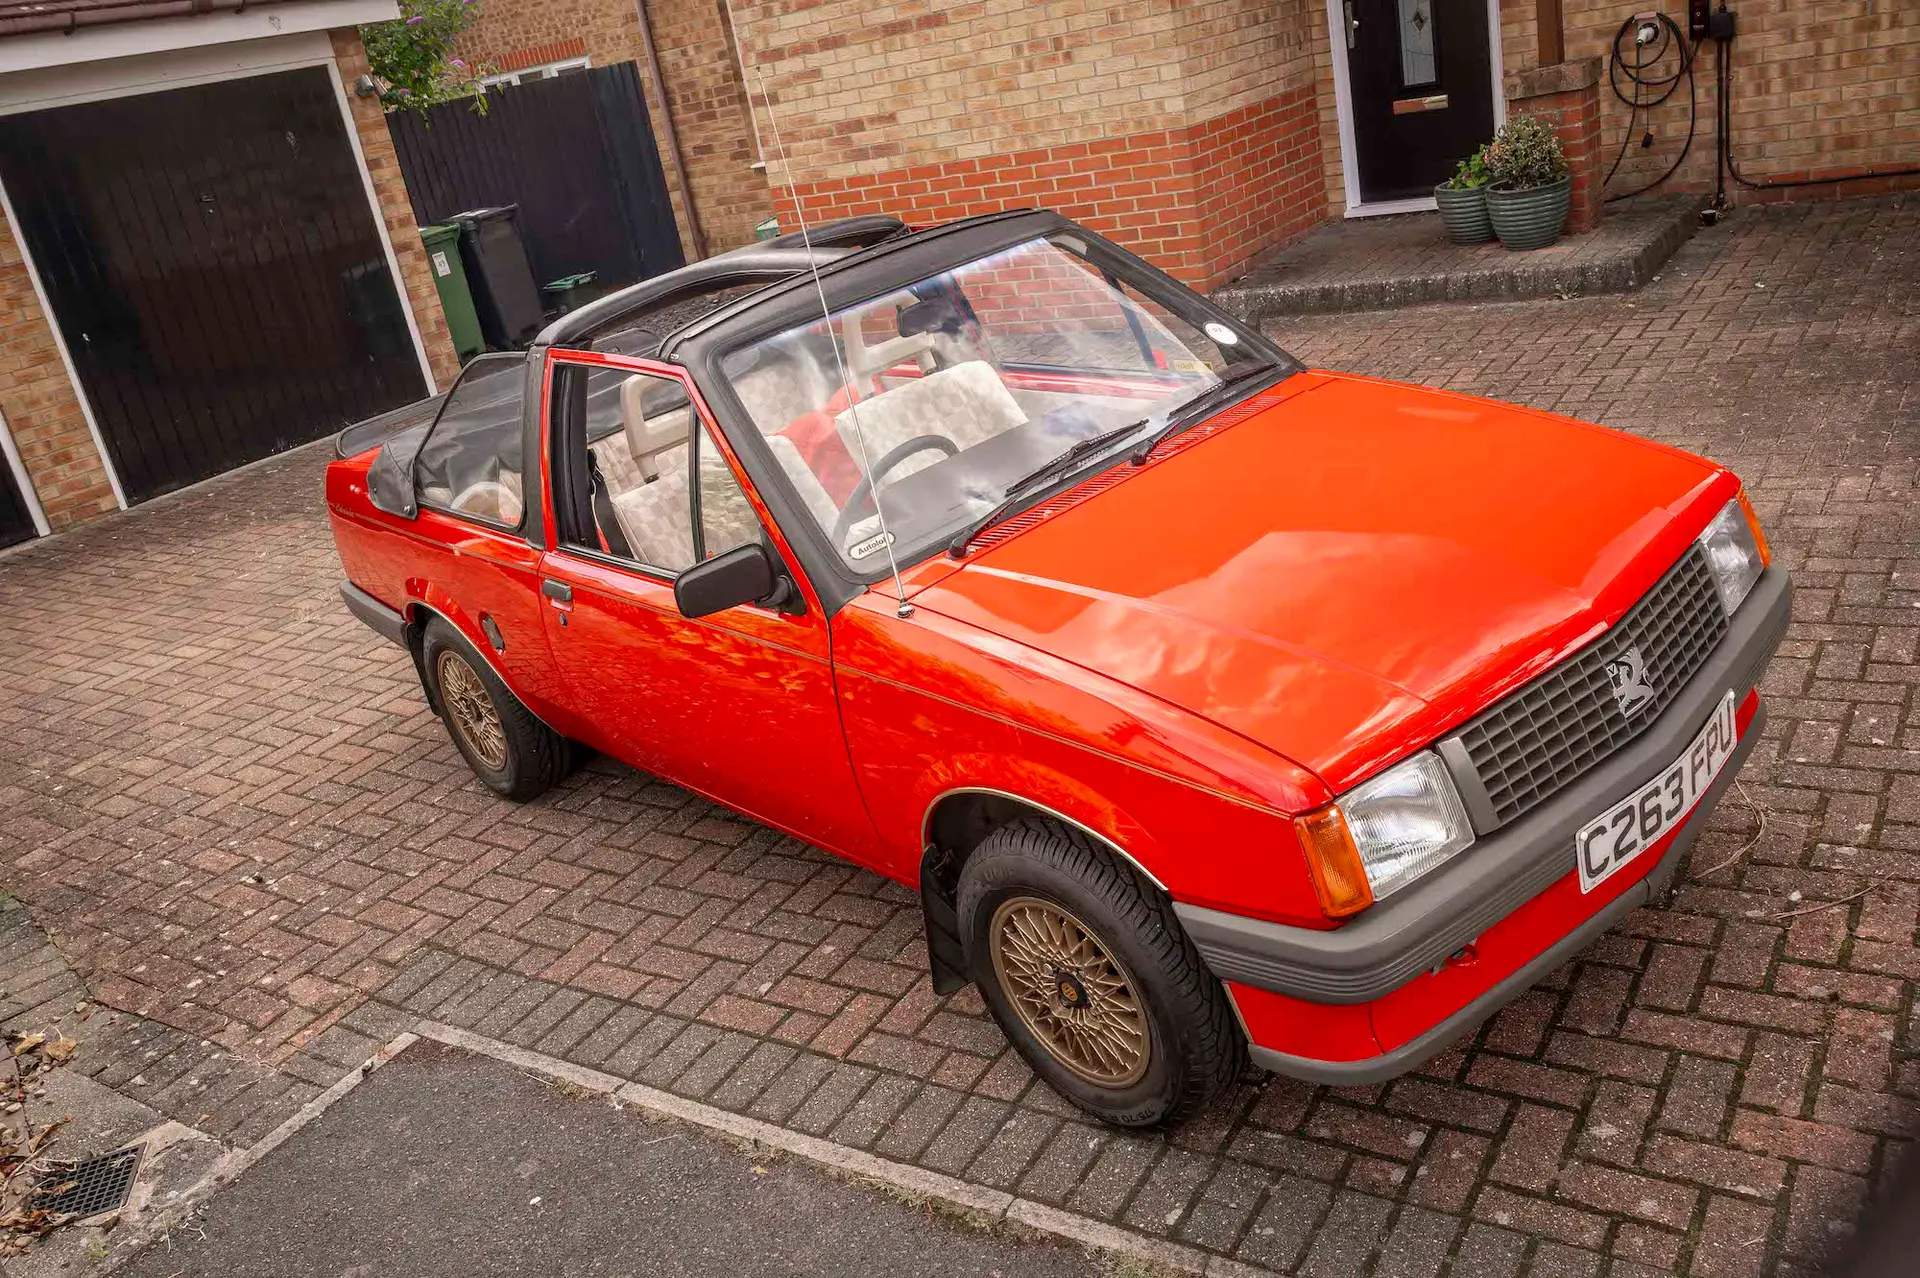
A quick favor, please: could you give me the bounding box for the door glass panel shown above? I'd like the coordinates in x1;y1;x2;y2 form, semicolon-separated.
1398;0;1437;87
696;425;760;562
567;363;759;574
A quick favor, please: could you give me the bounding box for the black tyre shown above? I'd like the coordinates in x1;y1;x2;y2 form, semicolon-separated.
956;819;1243;1127
420;618;568;802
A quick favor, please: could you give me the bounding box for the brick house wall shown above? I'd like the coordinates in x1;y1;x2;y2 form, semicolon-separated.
452;0;773;254
331;29;463;390
0;218;118;529
734;0;1329;291
1505;0;1920;203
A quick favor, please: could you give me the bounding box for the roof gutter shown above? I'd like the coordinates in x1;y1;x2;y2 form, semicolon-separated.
0;0;287;36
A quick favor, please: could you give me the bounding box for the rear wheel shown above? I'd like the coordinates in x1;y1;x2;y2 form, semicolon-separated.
420;618;568;802
957;820;1242;1127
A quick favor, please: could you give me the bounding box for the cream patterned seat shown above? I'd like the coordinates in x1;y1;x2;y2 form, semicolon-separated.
832;360;1025;483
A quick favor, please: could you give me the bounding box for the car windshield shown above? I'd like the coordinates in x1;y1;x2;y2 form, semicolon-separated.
716;233;1287;573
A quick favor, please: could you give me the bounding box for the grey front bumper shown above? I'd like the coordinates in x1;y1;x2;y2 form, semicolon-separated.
1175;565;1792;1007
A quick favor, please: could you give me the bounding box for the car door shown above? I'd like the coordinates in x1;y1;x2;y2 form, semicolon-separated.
410;354;570;721
535;350;884;865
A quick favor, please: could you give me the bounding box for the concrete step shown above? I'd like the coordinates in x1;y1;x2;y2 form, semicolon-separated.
1213;196;1700;321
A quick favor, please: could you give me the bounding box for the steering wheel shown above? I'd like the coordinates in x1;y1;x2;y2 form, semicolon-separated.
831;433;959;550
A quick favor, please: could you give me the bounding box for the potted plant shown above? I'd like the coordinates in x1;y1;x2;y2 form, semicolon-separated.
1434;148;1494;245
1482;115;1571;251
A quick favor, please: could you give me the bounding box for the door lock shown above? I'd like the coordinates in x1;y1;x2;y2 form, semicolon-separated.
1343;0;1359;48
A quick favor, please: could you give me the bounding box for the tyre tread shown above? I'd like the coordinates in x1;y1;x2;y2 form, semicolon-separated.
421;618;568;802
958;818;1243;1127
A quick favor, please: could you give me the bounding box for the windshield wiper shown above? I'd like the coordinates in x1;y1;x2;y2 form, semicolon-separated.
1126;364;1280;465
946;419;1153;559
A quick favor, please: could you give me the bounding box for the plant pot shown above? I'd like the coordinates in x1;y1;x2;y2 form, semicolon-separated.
1486;175;1572;251
1434;182;1493;245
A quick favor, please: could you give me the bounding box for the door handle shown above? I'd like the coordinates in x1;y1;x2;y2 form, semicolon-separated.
541;579;573;608
1344;0;1359;48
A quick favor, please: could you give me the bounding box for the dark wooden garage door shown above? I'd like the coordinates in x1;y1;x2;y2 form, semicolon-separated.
0;67;428;504
0;458;33;549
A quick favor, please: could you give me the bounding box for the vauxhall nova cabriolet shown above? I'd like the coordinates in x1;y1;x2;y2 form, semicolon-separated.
328;211;1789;1127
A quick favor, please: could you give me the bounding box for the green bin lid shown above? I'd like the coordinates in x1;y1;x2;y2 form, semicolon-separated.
420;222;460;249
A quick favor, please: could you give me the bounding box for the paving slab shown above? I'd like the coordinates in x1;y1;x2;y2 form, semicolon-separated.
1212;196;1698;319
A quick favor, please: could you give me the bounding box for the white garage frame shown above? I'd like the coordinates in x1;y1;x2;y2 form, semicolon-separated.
0;14;434;519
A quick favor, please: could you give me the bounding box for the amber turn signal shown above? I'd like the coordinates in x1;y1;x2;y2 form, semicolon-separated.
1736;489;1771;568
1295;805;1374;919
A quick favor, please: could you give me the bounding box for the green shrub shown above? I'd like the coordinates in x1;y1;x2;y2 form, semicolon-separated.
1441;148;1491;190
1482;115;1568;191
361;0;494;116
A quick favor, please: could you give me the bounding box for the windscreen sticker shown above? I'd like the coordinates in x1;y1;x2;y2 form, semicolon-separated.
847;530;895;561
1204;321;1240;346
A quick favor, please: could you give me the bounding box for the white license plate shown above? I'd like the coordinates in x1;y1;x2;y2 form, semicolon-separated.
1576;690;1738;893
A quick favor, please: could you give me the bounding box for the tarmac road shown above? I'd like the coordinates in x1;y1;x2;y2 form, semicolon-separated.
117;1039;1116;1278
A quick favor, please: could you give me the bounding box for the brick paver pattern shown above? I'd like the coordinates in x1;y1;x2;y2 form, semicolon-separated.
2;197;1916;1277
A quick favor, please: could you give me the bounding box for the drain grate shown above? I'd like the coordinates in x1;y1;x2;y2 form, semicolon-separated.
33;1144;142;1218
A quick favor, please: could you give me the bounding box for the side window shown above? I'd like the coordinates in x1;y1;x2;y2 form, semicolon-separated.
696;423;760;562
416;354;526;528
567;362;759;576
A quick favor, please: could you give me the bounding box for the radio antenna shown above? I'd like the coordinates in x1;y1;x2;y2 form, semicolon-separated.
752;69;913;620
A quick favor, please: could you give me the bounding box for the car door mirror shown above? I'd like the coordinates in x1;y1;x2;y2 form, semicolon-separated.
674;542;798;618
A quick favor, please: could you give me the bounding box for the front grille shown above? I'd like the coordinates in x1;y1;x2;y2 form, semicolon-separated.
1453;544;1727;828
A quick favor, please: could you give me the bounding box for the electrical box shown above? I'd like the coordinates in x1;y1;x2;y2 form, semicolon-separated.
1707;4;1737;41
1688;0;1710;40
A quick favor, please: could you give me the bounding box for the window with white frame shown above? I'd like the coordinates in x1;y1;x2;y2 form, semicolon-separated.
480;57;590;88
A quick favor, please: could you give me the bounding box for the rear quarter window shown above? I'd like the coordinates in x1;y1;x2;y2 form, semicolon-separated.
415;354;527;529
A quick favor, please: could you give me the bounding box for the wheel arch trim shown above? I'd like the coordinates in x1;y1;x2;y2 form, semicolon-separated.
919;786;1169;893
403;598;565;737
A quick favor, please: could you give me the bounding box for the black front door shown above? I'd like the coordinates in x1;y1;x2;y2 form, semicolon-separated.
0;457;33;550
1343;0;1495;203
0;68;427;505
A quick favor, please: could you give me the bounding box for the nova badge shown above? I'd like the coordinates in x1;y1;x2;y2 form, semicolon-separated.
1606;645;1657;716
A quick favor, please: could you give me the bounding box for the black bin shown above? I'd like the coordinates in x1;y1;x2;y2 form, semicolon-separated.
450;205;543;350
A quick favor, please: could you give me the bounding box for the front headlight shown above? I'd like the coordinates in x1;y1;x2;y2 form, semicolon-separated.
1697;493;1770;615
1296;751;1475;916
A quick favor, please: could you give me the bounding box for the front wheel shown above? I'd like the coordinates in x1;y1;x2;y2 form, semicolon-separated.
420;618;568;802
957;820;1243;1127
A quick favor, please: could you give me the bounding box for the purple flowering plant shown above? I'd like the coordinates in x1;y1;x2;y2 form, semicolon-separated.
361;0;495;115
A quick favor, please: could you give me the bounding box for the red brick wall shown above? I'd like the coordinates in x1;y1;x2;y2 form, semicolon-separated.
1192;89;1327;288
1507;59;1605;236
496;37;587;74
331;29;463;389
772;85;1323;292
0;212;117;530
454;0;772;253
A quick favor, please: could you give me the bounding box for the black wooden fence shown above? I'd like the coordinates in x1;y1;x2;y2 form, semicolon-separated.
390;62;684;295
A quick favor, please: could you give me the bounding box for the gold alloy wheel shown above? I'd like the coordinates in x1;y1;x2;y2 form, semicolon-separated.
436;649;508;772
987;895;1150;1088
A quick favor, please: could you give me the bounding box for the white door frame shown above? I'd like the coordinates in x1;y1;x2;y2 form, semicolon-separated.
1323;0;1508;217
0;30;436;520
0;405;50;539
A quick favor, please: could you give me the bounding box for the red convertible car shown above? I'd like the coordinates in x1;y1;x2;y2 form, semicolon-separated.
328;211;1789;1127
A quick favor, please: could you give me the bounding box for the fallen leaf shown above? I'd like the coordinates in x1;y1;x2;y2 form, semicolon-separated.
40;1041;75;1064
9;1036;42;1058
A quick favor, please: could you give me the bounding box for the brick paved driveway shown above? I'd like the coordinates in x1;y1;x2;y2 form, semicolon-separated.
2;196;1915;1277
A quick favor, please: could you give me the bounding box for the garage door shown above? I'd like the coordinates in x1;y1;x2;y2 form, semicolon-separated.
0;66;428;504
0;459;32;550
